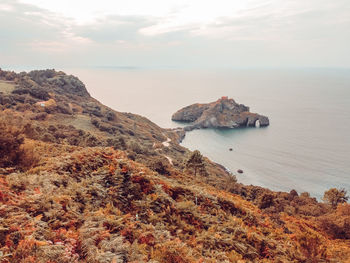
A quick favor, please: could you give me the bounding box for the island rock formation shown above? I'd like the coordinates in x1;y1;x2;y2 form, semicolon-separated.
172;96;269;131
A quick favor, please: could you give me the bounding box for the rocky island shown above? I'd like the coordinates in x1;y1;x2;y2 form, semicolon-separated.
172;96;269;131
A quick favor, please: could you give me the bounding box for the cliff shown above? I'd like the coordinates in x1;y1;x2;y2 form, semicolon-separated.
172;96;269;131
0;69;349;263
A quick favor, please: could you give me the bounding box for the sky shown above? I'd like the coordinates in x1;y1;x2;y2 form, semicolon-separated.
1;0;350;69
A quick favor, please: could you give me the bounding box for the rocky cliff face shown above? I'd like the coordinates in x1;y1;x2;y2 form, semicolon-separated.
172;97;269;131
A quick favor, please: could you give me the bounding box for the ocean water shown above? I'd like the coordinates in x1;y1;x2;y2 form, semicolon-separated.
65;68;350;199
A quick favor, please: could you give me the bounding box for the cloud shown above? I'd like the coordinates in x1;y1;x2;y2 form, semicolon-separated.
0;2;60;44
1;0;350;69
190;0;350;42
0;0;94;67
73;15;156;43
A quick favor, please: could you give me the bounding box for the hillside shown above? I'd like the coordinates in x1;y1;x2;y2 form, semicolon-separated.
1;69;350;263
0;69;228;185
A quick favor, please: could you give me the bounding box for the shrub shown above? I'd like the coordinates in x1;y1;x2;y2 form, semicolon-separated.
91;118;100;127
224;174;237;192
11;87;50;100
151;239;196;263
91;118;116;134
127;151;136;161
319;203;350;239
258;193;275;209
0;119;39;169
129;141;143;154
106;111;116;121
56;103;73;115
98;123;116;134
149;157;170;176
106;137;127;150
289;189;298;199
19;140;40;170
296;232;327;263
0;120;24;167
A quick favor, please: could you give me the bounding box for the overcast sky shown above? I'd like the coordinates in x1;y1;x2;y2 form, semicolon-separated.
1;0;350;69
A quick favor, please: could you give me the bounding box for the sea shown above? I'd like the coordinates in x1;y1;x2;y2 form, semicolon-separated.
61;68;350;200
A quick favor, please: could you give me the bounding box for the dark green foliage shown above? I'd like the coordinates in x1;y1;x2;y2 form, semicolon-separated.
185;150;207;176
91;117;117;134
289;189;298;199
106;111;116;121
107;137;127;150
28;69;56;84
258;193;275;209
12;87;50;100
129;141;143;154
91;118;100;127
150;157;170;175
84;104;102;117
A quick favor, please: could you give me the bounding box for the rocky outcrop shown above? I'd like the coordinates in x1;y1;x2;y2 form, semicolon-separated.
48;74;90;97
172;96;269;131
18;69;91;98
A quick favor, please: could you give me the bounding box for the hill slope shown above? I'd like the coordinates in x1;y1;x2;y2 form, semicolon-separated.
1;69;350;263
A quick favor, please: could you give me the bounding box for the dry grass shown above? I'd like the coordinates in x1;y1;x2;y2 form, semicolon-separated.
1;145;349;262
0;81;15;95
